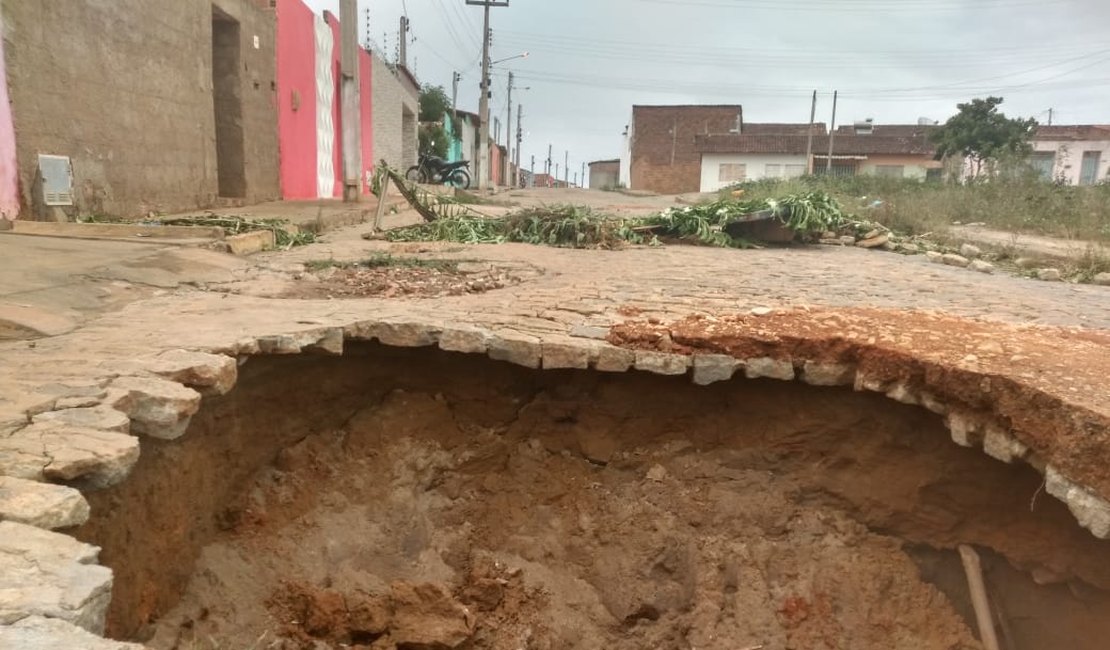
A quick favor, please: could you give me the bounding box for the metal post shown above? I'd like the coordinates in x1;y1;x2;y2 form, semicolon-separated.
505;72;513;188
564;150;569;184
339;0;362;202
515;103;523;186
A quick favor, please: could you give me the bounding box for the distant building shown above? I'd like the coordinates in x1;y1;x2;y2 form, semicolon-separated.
588;159;620;189
625;105;750;194
1027;125;1110;185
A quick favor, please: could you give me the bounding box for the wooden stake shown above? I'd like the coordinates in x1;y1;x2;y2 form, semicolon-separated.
958;544;1001;650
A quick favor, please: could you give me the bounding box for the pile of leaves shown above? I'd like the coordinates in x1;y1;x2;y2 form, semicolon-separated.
385;191;848;250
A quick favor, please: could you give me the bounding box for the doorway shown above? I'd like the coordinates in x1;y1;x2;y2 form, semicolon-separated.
212;6;246;198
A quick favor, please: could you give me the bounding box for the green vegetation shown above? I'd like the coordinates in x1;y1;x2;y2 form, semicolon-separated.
418;85;452;159
156;215;316;248
930;97;1037;178
721;176;1110;243
385;191;847;249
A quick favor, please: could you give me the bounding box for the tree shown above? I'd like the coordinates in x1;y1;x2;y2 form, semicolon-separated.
930;97;1037;178
418;84;453;159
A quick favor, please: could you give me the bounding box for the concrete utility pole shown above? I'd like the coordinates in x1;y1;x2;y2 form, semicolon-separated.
398;15;409;68
505;72;513;187
564;150;569;184
546;144;552;175
515;103;523;186
452;71;460;118
466;0;509;190
826;90;839;175
339;0;362;202
805;90;817;174
581;162;586;188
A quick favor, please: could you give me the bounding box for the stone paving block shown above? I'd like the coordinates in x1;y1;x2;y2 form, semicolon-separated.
0;616;144;650
634;351;690;376
144;349;238;395
569;324;609;340
224;229;275;256
542;341;593;370
373;321;440;348
32;406;130;434
692;355;740;385
0;476;90;529
0;302;77;340
0;424;140;489
301;327;345;355
743;357;795;381
109;376;201;440
0;521;113;633
595;346;635;373
800;361;856;387
1046;466;1110;539
488;332;542;369
438;327;490;354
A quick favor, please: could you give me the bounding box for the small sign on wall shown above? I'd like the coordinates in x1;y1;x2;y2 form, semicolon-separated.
253;35;261;49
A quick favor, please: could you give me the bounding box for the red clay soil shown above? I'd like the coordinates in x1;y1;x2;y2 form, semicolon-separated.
608;307;1110;500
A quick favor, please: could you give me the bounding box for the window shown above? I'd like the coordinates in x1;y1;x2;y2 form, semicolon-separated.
764;164;782;178
784;164;807;178
875;165;904;178
1029;152;1055;180
718;163;746;183
925;168;944;183
1080;151;1101;186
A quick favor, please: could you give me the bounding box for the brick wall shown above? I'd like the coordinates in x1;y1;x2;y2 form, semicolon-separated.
370;53;418;172
630;105;743;194
2;0;279;217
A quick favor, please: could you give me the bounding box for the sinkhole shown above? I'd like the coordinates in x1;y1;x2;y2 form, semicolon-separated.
74;343;1110;650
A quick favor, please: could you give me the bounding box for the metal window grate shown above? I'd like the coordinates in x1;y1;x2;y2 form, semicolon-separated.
38;155;74;206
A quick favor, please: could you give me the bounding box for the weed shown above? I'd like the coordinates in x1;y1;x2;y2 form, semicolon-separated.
306;254;462;273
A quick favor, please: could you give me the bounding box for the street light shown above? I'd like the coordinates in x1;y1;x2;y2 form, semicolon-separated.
491;51;528;66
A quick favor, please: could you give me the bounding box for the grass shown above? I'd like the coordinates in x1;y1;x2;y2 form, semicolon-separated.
305;254;462;273
720;176;1110;243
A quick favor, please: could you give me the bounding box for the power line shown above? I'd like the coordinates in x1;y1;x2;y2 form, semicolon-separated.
632;0;1070;12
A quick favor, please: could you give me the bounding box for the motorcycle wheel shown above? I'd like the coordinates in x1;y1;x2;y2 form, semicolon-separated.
447;169;471;190
405;166;427;183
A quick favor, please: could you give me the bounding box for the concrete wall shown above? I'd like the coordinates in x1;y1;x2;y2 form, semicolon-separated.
1033;140;1110;185
700;153;807;191
370;53;418;172
619;110;632;188
858;154;941;180
589;161;620;190
2;0;280;218
0;11;17;220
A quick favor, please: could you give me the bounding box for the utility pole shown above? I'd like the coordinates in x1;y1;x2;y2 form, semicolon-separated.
581;162;586;188
530;155;535;187
339;0;362;202
825;90;838;175
805;90;817;175
505;72;513;188
451;71;460;118
546;144;552;176
466;0;508;190
515;103;523;186
398;15;409;68
564;150;569;185
574;172;578;187
555;163;560;185
1048;108;1054;126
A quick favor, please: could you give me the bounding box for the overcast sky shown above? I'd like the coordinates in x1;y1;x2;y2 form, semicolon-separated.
304;0;1110;181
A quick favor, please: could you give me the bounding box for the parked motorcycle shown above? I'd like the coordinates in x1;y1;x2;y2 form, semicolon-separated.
406;154;472;189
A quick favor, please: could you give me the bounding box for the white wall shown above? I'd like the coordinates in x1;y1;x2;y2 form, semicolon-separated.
700;153;808;192
1034;140;1110;185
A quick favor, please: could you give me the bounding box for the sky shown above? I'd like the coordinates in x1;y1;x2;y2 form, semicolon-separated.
303;0;1110;183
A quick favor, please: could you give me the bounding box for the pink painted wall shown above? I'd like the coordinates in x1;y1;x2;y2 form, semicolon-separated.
358;48;374;194
276;0;318;200
0;17;19;220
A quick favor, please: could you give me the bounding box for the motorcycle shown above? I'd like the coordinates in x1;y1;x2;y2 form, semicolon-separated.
406;154;472;189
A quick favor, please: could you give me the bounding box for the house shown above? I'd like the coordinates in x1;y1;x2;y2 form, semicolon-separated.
1027;125;1110;185
624;105;748;194
1;0;281;219
588;160;620;189
695;122;942;192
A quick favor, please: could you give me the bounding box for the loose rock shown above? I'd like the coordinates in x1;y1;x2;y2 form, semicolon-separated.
941;253;970;268
925;251;944;263
1037;268;1063;282
1093;272;1110;286
0;476;90;529
856;234;889;249
959;243;982;259
969;260;995;274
